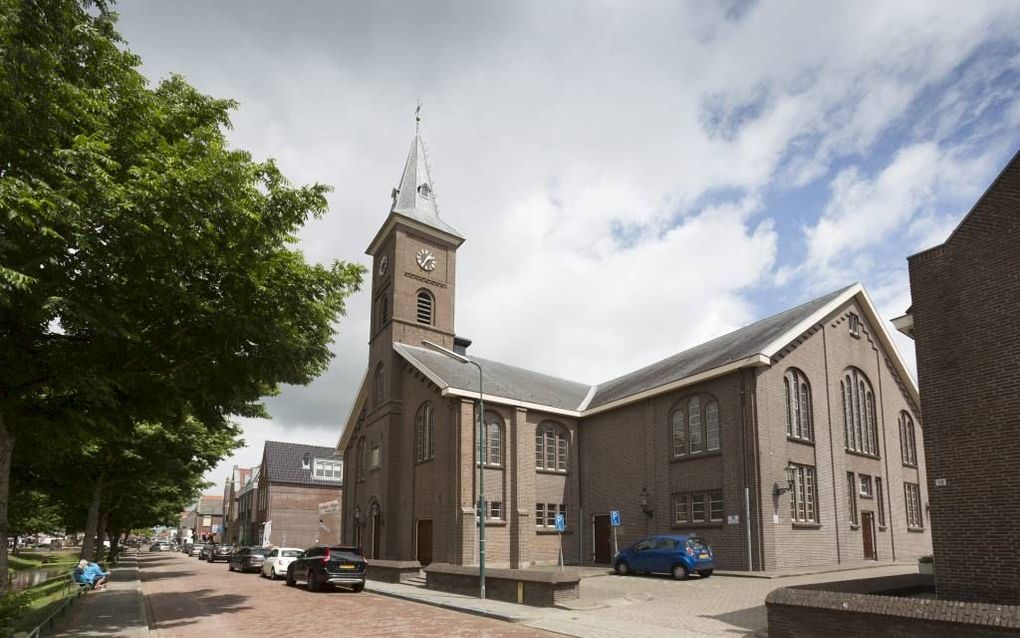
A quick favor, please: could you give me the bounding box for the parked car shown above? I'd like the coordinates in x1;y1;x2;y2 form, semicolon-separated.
198;545;214;560
228;546;269;573
261;547;304;579
149;541;171;552
286;545;366;593
207;544;234;563
613;534;714;580
190;543;206;557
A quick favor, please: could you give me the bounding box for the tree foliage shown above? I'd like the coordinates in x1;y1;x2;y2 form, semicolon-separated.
0;0;364;592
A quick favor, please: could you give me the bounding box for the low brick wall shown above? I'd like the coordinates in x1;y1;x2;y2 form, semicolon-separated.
366;559;421;584
766;574;1020;637
423;563;580;607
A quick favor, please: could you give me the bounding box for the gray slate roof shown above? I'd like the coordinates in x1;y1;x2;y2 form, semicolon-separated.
395;344;591;411
262;441;341;487
395;285;856;413
587;285;855;408
196;497;223;516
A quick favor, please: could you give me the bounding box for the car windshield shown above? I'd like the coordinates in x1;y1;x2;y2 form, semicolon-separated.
686;538;709;551
327;547;362;561
281;550;302;558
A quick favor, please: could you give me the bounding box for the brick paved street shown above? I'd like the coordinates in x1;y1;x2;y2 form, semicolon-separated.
139;552;553;637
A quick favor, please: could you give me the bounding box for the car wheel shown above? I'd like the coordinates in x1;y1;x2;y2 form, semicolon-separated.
227;562;233;572
671;563;689;581
698;570;713;578
286;567;296;587
307;570;321;592
351;582;365;593
614;560;631;576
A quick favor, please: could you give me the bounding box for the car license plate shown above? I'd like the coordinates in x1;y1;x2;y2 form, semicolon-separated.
699;553;710;559
340;563;356;570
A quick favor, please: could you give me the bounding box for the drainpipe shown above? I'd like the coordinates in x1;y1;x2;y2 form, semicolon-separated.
821;326;842;564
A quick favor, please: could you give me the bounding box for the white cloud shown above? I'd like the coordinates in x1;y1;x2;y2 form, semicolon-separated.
108;1;1020;487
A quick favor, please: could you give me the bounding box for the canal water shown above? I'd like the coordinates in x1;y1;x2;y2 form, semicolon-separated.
9;567;67;593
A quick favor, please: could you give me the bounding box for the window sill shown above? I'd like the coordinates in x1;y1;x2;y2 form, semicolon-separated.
859;494;873;500
670;522;724;529
878;525;888;532
415;459;434;466
849;524;860;531
536;529;572;535
483;520;507;527
536;469;568;476
845;450;881;460
787;437;815;446
792;522;822;530
481;464;504;470
907;526;925;533
902;462;918;469
670;450;722;463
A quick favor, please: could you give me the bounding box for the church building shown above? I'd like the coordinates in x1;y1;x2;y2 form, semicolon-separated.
337;123;931;572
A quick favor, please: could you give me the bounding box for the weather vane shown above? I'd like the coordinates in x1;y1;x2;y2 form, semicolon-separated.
415;98;422;124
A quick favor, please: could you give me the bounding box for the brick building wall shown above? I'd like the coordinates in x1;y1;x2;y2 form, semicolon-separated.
907;151;1020;603
265;483;343;549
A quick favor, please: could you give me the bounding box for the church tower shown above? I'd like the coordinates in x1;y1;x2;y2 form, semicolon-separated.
365;114;464;361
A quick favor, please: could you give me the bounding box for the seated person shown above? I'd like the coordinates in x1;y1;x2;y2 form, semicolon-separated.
78;559;110;590
72;564;89;588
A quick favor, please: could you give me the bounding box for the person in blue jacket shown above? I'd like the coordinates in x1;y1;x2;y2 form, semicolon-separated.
77;559;109;590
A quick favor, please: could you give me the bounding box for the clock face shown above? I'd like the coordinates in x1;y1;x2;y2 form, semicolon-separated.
415;248;437;272
378;255;389;276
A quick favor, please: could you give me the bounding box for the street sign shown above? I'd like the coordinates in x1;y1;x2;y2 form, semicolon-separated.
610;510;621;527
318;500;340;514
554;513;566;532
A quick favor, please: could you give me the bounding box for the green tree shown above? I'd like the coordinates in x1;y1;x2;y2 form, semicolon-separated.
0;0;364;592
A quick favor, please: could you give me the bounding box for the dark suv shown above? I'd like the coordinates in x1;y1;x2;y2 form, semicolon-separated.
207;544;234;563
286;545;366;592
228;546;269;573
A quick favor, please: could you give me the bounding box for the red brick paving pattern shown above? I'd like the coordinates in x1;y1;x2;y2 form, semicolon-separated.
139;552;554;637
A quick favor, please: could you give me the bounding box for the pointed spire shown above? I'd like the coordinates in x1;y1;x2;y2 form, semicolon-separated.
388;105;463;240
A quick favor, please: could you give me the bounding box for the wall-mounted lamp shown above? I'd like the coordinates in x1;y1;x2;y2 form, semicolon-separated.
640;487;654;518
353;505;362;524
773;466;796;497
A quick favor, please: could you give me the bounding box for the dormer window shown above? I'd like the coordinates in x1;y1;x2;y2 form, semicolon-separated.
417;183;432;199
848;312;861;338
313;458;343;481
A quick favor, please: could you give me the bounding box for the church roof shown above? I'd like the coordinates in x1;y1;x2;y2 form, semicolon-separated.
394;343;591;413
585;284;856;409
386;283;918;417
389;127;463;240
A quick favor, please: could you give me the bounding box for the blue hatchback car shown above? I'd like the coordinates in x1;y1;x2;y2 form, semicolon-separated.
613;534;715;580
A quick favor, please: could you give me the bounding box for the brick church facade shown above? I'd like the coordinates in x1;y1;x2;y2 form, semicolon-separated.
338;124;932;572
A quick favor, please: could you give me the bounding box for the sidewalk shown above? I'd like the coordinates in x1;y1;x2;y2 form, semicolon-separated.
52;552;150;638
366;579;696;638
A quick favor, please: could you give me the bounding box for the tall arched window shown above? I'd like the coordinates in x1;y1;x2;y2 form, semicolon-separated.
356;438;366;481
784;368;814;441
900;411;917;467
415;402;435;463
670;394;721;457
416;289;434;325
841;367;879;456
373;363;385;407
706;400;720;451
484;412;503;467
535;422;568;472
671;410;687;457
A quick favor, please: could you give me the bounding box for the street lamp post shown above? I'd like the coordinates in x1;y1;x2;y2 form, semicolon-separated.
423;340;486;600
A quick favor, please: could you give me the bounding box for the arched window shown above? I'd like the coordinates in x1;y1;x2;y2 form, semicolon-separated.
484;412;502;467
841;367;879;456
706;400;720;451
416;289;434;325
900;411;917;466
670;394;721;456
784;368;814;441
671;410;686;457
356;438;366;481
415;402;435;463
373;363;385;407
535;422;568;472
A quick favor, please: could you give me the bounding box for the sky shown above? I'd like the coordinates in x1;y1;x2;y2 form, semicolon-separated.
111;0;1020;494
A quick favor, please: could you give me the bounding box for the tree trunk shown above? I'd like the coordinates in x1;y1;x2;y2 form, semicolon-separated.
0;411;15;596
108;526;120;564
97;510;109;562
80;475;105;561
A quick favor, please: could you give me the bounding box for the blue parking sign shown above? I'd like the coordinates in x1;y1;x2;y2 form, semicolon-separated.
554;513;566;532
610;510;621;527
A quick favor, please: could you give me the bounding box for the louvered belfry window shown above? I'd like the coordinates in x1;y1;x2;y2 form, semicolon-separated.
416;289;434;325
